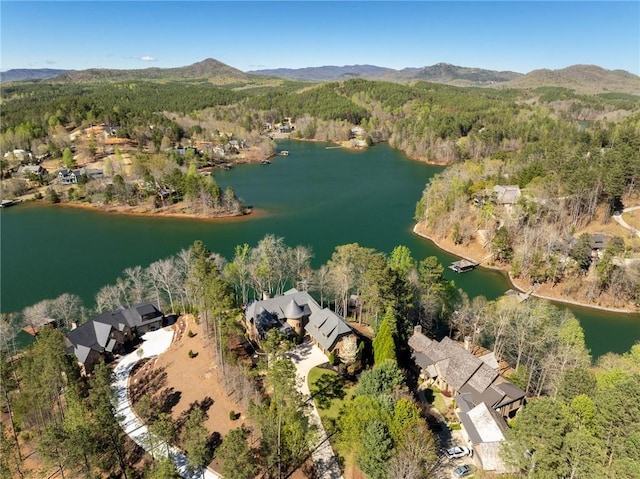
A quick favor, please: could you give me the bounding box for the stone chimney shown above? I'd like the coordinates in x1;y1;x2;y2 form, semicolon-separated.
71;321;78;330
464;336;471;350
414;324;422;335
262;291;270;301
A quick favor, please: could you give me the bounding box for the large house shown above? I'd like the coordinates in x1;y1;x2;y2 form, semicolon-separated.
245;289;354;355
409;326;525;472
65;303;164;373
493;185;521;205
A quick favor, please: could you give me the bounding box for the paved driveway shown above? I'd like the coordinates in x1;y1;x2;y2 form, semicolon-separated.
112;328;220;479
289;341;344;479
612;206;640;238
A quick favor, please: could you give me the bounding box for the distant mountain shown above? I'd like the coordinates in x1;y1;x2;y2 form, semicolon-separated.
0;68;70;82
502;64;640;94
54;58;247;83
250;62;522;85
248;64;395;82
4;60;638;95
388;63;522;84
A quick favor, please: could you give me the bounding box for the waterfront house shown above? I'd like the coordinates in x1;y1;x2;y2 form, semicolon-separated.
408;326;525;472
17;164;46;178
58;168;80;185
65;303;164;373
245;289;355;355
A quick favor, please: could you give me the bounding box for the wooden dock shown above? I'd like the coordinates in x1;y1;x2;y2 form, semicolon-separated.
449;259;479;273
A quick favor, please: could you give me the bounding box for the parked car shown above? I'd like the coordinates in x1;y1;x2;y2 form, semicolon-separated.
445;446;471;459
453;464;474;478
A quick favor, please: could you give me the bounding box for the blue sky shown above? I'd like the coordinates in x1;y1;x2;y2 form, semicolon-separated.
1;1;639;74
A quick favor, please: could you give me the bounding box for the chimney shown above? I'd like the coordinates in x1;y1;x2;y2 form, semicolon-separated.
262;291;270;301
464;336;471;350
71;321;78;330
414;324;422;335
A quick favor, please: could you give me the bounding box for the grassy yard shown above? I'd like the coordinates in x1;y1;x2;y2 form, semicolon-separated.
623;210;640;229
308;367;357;427
422;387;448;416
308;367;360;478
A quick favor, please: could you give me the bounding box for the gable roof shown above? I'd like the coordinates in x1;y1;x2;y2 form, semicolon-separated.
408;331;525;409
65;320;114;364
245;289;320;323
493;184;521;204
65;303;163;366
461;402;508;444
305;308;353;351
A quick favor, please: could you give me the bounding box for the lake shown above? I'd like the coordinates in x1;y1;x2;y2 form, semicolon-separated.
1;140;638;357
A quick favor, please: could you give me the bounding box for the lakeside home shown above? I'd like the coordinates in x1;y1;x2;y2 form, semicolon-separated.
245;289;355;355
409;326;525;473
65;303;164;374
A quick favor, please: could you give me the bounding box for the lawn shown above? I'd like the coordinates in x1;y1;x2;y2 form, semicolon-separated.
422;387;449;417
307;367;357;428
623;210;640;229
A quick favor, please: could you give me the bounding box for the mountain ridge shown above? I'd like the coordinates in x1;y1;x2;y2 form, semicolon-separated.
2;59;638;94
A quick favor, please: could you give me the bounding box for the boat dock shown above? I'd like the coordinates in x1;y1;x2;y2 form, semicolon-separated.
0;199;20;208
449;259;479;273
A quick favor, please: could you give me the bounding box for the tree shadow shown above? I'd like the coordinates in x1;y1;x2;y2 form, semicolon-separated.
130;365;167;403
175;397;214;431
310;374;346;410
423;388;435;404
158;387;182;414
205;432;222;464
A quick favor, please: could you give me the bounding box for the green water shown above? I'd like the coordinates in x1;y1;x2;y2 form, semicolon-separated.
1;141;638;357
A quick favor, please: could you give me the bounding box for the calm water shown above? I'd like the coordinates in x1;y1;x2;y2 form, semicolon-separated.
1;141;638;357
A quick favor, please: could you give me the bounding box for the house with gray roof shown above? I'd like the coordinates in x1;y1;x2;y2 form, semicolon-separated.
65;303;163;373
58;168;81;185
245;289;355;355
457;402;511;472
17;164;46;178
408;326;525;472
409;327;525;418
493;185;521;205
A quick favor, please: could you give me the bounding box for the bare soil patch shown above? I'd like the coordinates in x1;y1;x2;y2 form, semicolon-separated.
130;315;253;471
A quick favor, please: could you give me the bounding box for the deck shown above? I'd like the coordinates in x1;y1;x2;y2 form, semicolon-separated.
449;259;479;273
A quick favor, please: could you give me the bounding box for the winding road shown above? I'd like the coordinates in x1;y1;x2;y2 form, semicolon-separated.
612;206;640;237
112;328;220;479
289;341;344;479
112;329;344;478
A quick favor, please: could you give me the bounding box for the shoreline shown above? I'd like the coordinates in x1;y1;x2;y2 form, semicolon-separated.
19;198;269;222
412;223;638;315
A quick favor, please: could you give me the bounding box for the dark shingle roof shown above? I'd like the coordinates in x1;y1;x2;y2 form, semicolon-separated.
245;290;319;324
493;381;526;407
465;363;499;393
408;331;433;352
305;309;352;351
283;299;304;319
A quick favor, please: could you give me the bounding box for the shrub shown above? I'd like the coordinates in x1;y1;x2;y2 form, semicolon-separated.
188;349;198;359
229;410;237;420
328;351;336;365
187;329;195;338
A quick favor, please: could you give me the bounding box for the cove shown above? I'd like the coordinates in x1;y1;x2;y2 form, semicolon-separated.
1;140;638;358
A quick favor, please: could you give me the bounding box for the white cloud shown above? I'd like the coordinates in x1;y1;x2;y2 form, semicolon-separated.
140;56;156;62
